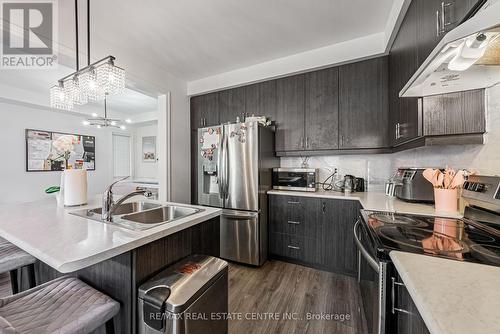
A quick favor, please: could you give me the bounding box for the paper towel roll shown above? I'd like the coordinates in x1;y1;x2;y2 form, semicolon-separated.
62;169;88;206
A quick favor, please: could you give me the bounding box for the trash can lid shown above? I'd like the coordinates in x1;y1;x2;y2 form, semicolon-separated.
138;254;228;313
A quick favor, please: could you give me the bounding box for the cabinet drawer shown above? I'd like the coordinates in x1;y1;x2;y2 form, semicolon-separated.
269;195;319;238
269;233;319;264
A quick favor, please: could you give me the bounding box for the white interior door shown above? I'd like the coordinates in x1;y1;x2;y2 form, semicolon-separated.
112;133;132;178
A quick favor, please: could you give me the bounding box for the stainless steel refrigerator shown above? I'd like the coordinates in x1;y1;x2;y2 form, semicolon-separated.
197;121;278;266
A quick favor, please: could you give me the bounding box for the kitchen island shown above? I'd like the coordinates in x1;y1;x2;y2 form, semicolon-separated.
0;196;221;334
390;251;500;334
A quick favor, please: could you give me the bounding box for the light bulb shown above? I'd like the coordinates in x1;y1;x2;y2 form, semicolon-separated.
82;120;90;126
96;124;102;129
110;121;117;126
91;113;98;118
120;125;126;130
125;118;132;123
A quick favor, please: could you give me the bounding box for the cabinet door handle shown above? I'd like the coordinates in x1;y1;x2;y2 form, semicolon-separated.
287;220;301;225
391;277;412;315
340;135;344;147
322;202;326;214
436;10;441;37
305;137;309;148
287;201;301;204
438;2;453;35
396;123;402;140
287;245;300;250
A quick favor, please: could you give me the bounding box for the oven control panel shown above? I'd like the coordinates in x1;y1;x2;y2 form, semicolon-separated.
463;175;500;203
463;181;487;193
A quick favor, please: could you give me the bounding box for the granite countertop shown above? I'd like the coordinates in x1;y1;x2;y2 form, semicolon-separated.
390;251;500;334
267;189;462;217
0;196;221;273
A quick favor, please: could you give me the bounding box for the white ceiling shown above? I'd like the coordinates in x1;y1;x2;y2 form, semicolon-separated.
57;0;397;81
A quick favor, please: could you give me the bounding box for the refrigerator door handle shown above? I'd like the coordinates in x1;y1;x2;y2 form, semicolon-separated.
217;127;225;199
223;126;230;200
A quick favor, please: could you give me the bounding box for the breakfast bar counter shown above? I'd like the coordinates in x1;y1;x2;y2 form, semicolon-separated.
0;196;221;334
0;196;221;273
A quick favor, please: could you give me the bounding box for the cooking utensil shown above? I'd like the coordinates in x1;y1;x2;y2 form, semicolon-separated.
423;169;437;186
444;170;453;189
436;171;444;188
450;170;466;189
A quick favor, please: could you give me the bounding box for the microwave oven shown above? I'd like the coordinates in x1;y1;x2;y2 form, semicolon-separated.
272;168;318;192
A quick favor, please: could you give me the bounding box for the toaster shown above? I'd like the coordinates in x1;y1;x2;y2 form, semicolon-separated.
393;168;436;203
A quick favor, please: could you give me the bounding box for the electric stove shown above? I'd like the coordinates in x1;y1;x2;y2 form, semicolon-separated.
360;175;500;266
355;175;500;334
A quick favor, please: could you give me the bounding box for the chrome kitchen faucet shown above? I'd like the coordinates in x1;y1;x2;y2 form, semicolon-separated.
101;176;153;221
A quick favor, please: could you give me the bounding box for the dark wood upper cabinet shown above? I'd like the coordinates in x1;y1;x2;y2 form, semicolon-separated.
218;87;245;124
245;80;277;122
422;89;485;136
190;92;219;130
389;0;484;148
417;0;443;66
339;57;389;149
389;0;421;146
417;0;480;67
275;74;306;152
304;67;340;150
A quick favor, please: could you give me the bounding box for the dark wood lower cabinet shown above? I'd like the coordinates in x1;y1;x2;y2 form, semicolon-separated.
320;199;361;276
268;194;360;277
393;273;431;334
35;217;220;334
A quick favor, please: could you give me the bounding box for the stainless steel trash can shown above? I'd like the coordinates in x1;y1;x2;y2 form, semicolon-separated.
138;255;228;334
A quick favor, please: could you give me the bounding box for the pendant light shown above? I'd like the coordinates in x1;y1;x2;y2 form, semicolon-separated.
82;94;128;130
50;0;125;110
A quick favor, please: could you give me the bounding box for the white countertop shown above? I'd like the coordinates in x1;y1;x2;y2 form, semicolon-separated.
267;189;462;217
0;196;221;273
390;251;500;334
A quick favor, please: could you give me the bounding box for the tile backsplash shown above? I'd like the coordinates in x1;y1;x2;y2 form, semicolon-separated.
281;84;500;191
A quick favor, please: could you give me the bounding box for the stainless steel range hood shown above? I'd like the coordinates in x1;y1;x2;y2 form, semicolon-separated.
401;1;500;97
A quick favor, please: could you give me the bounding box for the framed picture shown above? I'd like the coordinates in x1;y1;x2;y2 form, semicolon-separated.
142;136;156;162
25;129;96;172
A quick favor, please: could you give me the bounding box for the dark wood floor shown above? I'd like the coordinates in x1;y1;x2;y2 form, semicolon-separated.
0;261;367;334
228;260;367;334
0;272;11;298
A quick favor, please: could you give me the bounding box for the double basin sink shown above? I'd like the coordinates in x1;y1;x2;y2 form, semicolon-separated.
71;202;204;231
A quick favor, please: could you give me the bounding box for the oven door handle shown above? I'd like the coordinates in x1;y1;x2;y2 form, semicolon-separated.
354;219;380;274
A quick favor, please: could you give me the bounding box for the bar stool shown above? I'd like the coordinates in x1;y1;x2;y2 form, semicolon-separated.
0;276;120;334
0;237;37;294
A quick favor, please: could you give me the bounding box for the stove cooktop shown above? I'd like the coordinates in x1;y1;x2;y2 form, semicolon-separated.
360;210;500;266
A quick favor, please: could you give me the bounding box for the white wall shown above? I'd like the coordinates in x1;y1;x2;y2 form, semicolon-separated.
133;123;158;180
0;102;128;204
281;84;500;191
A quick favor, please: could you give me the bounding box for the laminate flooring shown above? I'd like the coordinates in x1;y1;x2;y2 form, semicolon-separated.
0;261;368;334
228;260;368;334
0;272;11;298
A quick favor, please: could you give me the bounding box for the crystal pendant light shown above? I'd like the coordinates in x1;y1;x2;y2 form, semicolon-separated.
50;0;125;110
97;59;125;95
50;83;73;110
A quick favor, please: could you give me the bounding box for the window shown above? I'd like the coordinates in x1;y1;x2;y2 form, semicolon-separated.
112;134;131;178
